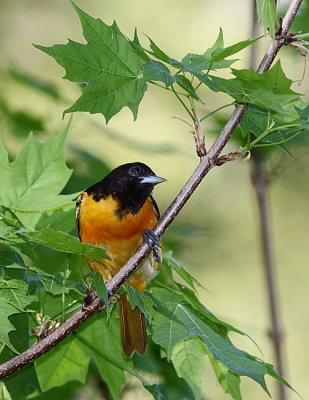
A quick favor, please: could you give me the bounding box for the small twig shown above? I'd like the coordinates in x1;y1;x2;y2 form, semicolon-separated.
0;0;303;381
171;115;193;128
283;31;309;56
215;151;243;166
192;108;207;157
173;110;207;157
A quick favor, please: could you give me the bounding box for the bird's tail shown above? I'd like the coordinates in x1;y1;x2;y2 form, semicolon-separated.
119;293;147;357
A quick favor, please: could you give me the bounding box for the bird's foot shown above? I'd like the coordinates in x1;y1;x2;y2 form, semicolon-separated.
143;229;162;263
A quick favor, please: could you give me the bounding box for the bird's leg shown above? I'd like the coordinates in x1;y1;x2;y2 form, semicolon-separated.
143;229;162;263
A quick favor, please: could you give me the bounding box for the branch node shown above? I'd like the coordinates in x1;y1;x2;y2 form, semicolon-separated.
215;151;243;166
281;31;309;56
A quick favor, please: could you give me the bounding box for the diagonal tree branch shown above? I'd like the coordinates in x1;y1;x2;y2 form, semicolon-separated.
0;0;303;381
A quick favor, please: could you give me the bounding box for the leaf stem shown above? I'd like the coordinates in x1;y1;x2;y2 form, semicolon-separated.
149;81;186;96
200;102;235;122
251;129;304;148
171;84;195;121
249;123;300;148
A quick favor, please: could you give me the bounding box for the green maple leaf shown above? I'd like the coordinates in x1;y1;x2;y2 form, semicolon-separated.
171;337;206;400
0;279;36;353
0;129;73;212
34;3;147;122
181;29;261;74
150;287;292;397
35;313;132;399
0;123;76;228
239;104;271;138
200;61;300;113
0;313;41;399
35;335;90;391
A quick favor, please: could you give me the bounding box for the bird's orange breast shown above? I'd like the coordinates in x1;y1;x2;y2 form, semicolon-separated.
78;193;158;281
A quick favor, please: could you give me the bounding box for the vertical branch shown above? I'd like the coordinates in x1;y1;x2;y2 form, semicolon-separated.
249;1;287;400
251;154;286;400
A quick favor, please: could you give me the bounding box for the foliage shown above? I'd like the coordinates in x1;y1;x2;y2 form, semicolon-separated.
34;3;308;155
0;1;308;400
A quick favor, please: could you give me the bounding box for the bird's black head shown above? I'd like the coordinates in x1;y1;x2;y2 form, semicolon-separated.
86;162;165;216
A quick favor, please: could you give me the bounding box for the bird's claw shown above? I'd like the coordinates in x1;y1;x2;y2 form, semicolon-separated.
143;229;162;263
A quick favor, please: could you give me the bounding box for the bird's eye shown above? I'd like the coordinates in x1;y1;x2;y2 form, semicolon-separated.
128;166;141;176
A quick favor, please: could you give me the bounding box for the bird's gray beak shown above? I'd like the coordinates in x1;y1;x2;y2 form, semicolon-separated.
140;175;166;185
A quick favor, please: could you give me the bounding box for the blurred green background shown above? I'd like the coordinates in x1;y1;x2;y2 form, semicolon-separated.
0;0;308;399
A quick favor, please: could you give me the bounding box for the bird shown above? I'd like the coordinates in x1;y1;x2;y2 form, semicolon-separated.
76;162;165;357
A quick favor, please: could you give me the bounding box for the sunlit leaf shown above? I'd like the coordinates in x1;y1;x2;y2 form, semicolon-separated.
0;124;75;228
34;3;148;122
171;337;206;400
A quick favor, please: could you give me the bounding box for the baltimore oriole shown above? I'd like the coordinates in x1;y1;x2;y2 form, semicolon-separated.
76;162;165;357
